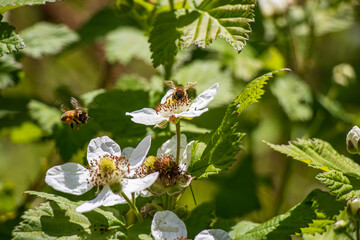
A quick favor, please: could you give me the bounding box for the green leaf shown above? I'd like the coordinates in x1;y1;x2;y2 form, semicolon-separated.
0;0;61;13
13;191;126;239
184;202;214;239
265;138;360;178
28;100;61;134
126;219;152;240
317;94;353;123
0;54;23;90
234;189;343;239
9;122;42;144
229;221;259;239
316;170;360;201
189;70;288;178
149;11;179;67
0;18;25;56
20;22;79;58
105;27;151;64
270;74;313;121
180;0;256;52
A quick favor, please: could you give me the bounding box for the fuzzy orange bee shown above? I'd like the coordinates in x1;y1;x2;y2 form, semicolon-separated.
164;81;197;102
61;97;89;130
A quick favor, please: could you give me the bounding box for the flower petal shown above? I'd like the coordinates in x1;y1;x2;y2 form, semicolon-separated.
121;147;134;159
122;172;159;193
157;134;187;158
177;108;208;118
128;135;152;169
126;108;166;126
151;211;187;240
194;229;232;240
180;140;194;172
161;89;174;104
45;163;92;195
76;184;126;213
87;136;121;166
190;83;219;111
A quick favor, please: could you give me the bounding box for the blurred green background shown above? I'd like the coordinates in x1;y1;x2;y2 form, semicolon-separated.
1;0;360;238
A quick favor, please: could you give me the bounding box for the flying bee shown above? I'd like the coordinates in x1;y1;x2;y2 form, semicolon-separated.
164;81;197;102
61;97;89;130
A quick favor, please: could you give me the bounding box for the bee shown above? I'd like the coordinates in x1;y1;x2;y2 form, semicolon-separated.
164;81;197;102
61;97;89;130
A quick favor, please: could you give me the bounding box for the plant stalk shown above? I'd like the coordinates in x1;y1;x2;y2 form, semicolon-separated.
169;0;174;10
176;121;181;164
356;220;360;240
189;183;197;206
121;192;143;223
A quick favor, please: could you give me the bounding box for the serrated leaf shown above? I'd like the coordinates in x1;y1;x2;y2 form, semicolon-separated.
13;191;126;239
20;22;79;58
189;70;288;178
0;0;60;13
180;0;256;52
184;203;214;239
149;11;179;67
265;138;360;178
316;170;360;201
105;27;151;64
234;189;343;240
270;74;313;121
28;100;61;134
0;20;25;56
0;54;23;90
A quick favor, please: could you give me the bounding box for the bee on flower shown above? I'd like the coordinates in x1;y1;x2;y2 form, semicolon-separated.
126;81;219;128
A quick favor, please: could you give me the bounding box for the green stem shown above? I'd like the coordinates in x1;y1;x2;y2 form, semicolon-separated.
189;183;197;206
121;192;143;223
182;0;187;8
356;220;359;240
176;121;181;164
168;0;174;10
164;194;170;210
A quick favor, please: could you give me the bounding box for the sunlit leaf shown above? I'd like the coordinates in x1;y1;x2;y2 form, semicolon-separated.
0;17;25;56
0;54;23;90
316;170;360;201
0;0;60;13
189;70;288;178
28;100;61;134
180;0;256;52
13;191;126;239
105;27;151;65
270;74;313;121
234;189;343;239
20;22;79;58
9;122;42;144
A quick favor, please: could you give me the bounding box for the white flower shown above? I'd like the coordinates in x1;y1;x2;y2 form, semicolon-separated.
45;136;159;213
347;126;360;154
258;0;294;17
151;211;232;240
126;83;219;128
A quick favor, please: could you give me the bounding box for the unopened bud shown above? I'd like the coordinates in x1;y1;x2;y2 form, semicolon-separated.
333;220;346;232
347;126;360;154
109;182;122;194
347;198;360;220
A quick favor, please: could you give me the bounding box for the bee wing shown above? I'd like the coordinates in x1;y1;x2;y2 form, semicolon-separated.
70;97;81;109
164;80;176;89
60;104;67;113
185;82;197;90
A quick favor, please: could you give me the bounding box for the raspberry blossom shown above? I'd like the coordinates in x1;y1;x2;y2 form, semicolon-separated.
151;211;232;240
45;136;159;213
126;83;219;128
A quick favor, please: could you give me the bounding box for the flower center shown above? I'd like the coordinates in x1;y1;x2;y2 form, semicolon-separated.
148;154;183;186
87;155;129;188
155;98;192;119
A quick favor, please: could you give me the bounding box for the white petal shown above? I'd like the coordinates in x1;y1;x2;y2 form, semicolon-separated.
178;108;208;118
76;184;125;213
45;163;93;195
157;134;187;158
161;89;175;104
122;172;159;193
87;136;121;166
122;147;134;159
126;108;166;126
128;136;152;169
179;140;194;172
190;83;219;111
151;211;187;240
194;229;232;240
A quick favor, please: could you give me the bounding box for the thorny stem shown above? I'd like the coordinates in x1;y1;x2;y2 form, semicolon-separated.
189;183;197;206
121;192;143;223
176;121;181;164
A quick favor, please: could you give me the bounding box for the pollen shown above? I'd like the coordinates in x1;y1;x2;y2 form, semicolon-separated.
155;98;192;120
99;157;116;178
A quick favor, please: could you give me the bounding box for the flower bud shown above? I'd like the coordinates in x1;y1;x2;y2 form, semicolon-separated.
333;220;346;232
347;198;360;220
346;126;360;154
109;182;122;194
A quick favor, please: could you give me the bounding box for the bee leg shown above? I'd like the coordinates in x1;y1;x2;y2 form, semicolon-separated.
70;122;73;130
